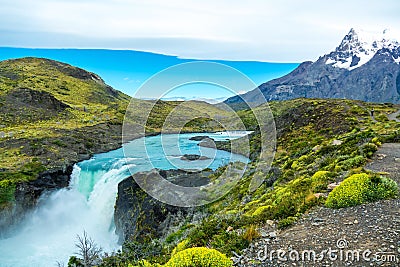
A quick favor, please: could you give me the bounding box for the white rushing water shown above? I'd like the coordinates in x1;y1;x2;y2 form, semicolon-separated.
0;165;124;267
0;133;249;267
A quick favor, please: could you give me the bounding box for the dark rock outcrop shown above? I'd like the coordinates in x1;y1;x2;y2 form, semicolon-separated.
189;135;210;141
0;88;70;124
197;137;216;149
7;87;69;111
180;154;210;161
114;169;211;244
0;166;73;238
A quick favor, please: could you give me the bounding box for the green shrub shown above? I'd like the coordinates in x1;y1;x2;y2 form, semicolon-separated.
129;260;159;267
349;105;367;115
375;114;389;122
361;143;378;158
0;179;15;206
52;139;67;147
186;218;248;255
371;137;381;146
310;171;332;191
366;176;399;201
243;224;260;242
272;194;297;219
171;239;189;257
164;247;232;267
278;216;298;229
21;159;46;178
325;173;398;209
165;229;185;244
123;240;162;262
337;155;366;170
252;205;274;218
68;256;83;267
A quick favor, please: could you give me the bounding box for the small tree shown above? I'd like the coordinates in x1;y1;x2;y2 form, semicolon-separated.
74;231;102;267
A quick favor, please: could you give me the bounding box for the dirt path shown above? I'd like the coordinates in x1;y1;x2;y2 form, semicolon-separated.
388;110;400;122
365;143;400;184
370;109;400;123
234;144;400;267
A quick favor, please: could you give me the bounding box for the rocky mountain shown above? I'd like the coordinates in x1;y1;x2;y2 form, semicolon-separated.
224;28;400;108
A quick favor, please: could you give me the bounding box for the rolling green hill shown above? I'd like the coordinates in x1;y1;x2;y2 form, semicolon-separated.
0;58;130;180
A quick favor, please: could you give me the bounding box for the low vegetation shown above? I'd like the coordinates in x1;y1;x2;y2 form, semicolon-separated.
325;173;398;208
128;247;232;267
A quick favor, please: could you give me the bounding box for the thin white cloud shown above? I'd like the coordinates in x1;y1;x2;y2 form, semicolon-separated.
0;0;399;62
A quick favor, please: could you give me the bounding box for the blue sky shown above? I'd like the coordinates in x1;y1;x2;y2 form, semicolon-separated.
0;47;299;99
0;0;399;62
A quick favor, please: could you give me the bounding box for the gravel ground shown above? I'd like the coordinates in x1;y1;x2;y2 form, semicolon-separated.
233;144;400;267
233;199;400;267
365;143;400;184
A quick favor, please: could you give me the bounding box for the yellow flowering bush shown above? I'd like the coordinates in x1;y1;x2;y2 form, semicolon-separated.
325;173;398;208
252;205;273;217
164;247;232;267
310;171;332;191
171;239;189;257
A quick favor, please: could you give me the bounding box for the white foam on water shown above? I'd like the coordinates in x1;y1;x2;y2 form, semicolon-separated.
0;165;122;267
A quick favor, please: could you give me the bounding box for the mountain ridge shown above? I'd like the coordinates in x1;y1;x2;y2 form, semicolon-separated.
224;28;400;108
326;28;400;70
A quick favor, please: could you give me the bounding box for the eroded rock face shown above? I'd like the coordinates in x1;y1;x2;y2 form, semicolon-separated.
0;88;70;124
0;166;73;238
7;88;70;111
114;169;211;244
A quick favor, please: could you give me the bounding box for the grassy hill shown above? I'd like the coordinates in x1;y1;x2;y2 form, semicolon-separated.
0;57;130;124
0;58;129;183
124;99;232;134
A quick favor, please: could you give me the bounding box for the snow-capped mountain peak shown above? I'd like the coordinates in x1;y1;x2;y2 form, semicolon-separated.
326;28;400;70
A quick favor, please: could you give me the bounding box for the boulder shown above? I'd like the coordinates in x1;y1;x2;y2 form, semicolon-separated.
180;154;210;161
189;135;210;141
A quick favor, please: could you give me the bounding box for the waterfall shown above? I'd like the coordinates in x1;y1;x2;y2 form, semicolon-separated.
0;164;123;267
